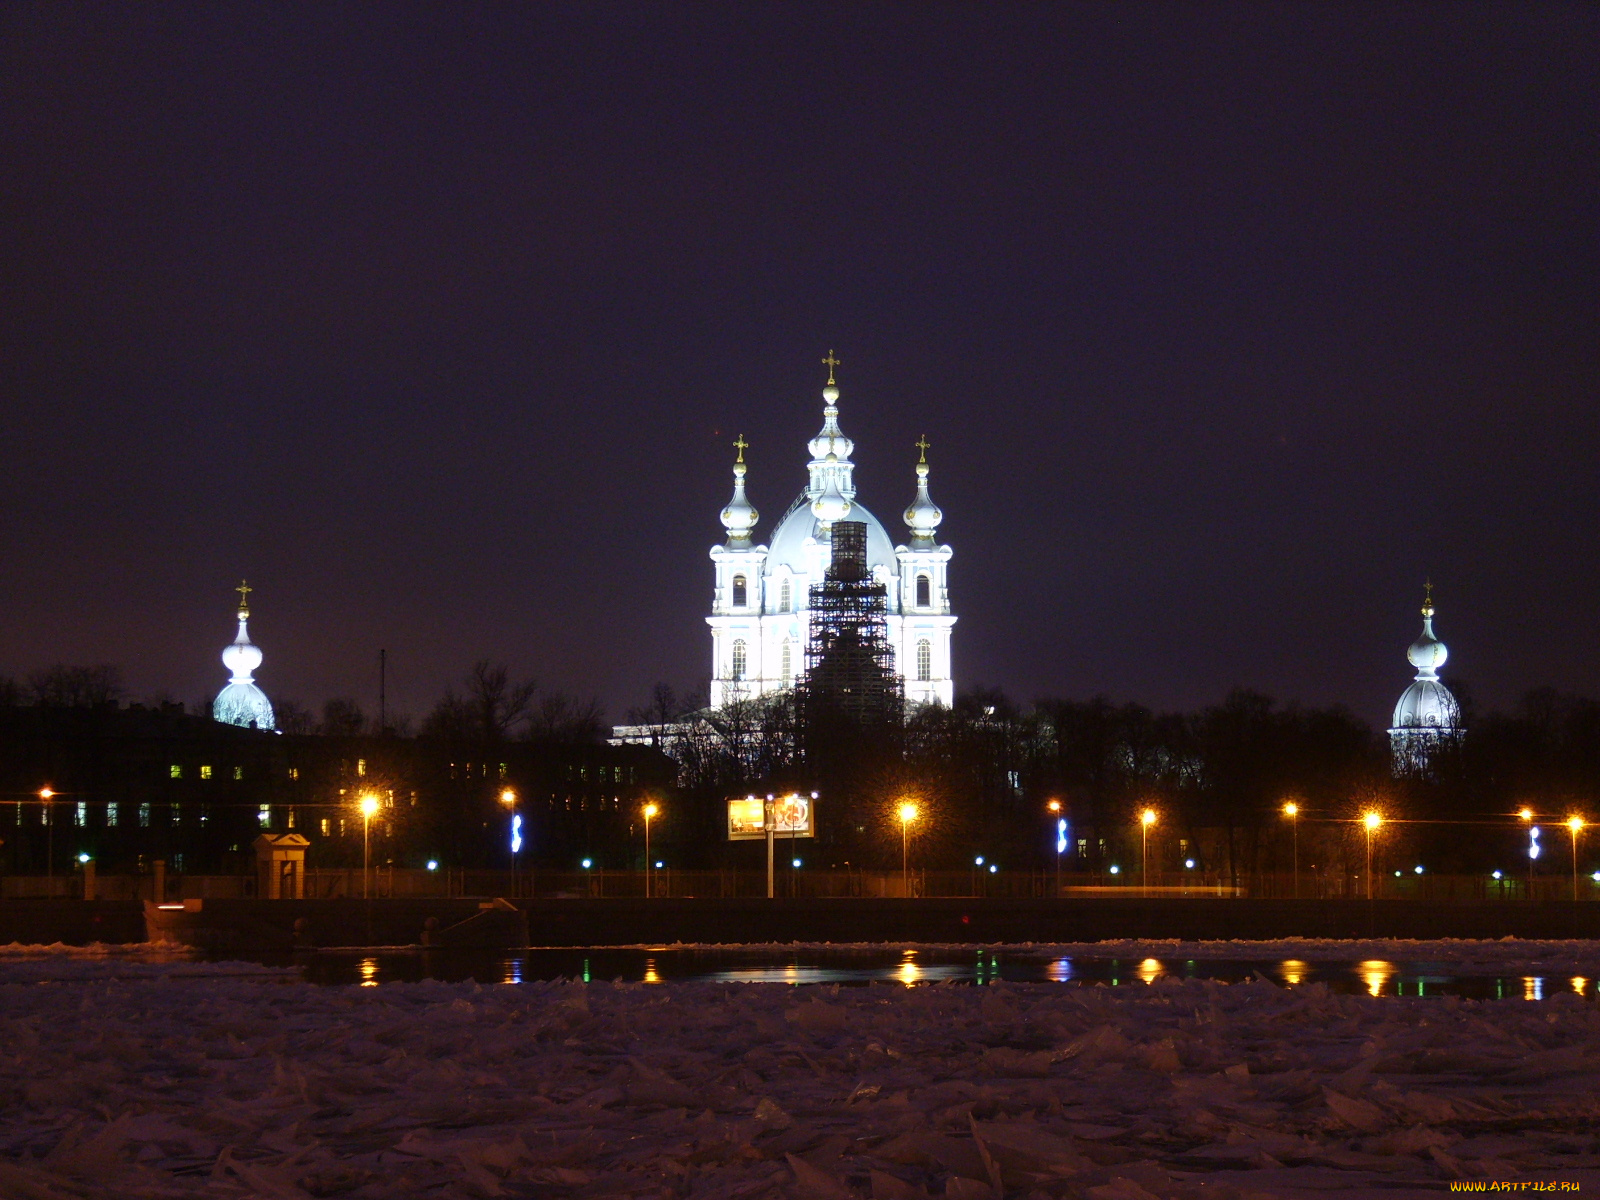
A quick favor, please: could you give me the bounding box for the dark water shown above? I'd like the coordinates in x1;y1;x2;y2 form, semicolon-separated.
264;946;1595;1000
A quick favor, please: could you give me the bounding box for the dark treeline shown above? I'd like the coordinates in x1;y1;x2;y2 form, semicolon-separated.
638;683;1600;877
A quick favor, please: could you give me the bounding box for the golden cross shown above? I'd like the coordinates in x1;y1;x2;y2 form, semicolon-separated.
235;579;252;615
1424;578;1433;609
734;434;747;463
915;434;930;463
821;350;841;385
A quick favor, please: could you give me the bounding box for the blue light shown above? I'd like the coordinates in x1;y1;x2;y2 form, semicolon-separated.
581;858;592;869
1055;818;1068;854
1492;870;1502;880
510;813;523;855
974;856;984;866
426;860;438;871
1414;865;1424;874
988;863;998;874
791;858;802;868
654;861;663;869
1184;859;1195;869
1530;826;1541;860
1109;865;1120;875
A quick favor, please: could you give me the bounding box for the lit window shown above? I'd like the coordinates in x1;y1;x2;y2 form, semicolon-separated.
106;802;119;826
199;806;209;825
499;763;507;778
287;807;297;829
172;853;184;872
731;639;748;679
258;805;271;828
200;765;213;781
289;767;299;781
732;575;747;607
233;765;243;781
916;575;931;608
916;639;932;682
169;765;182;780
138;804;150;828
75;802;86;826
779;579;792;612
1077;839;1088;856
357;759;366;777
172;803;182;824
781;640;792;686
320;818;330;837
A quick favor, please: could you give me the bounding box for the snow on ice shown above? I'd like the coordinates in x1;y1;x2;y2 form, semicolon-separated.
2;950;1599;1199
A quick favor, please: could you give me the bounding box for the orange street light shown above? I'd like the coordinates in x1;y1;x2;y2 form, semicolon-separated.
358;794;380;899
1284;802;1301;898
1569;817;1587;902
897;803;918;896
1140;809;1157;895
643;803;659;897
1362;812;1383;900
39;788;55;880
1518;807;1534;822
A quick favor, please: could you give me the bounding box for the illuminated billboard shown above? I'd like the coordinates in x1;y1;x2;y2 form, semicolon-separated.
727;793;814;840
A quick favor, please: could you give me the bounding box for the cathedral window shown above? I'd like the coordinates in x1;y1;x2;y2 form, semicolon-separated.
731;639;748;680
916;639;932;682
732;575;747;607
779;579;792;611
781;640;792;685
916;574;931;608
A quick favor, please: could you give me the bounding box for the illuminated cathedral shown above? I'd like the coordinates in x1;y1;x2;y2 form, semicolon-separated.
1388;585;1461;773
707;358;955;709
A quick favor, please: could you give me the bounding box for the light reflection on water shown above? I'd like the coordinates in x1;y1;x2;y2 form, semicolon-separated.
286;950;1600;1000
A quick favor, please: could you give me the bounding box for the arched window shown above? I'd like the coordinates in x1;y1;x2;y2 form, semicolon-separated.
916;574;931;608
780;639;792;685
731;639;747;680
732;575;747;608
779;579;792;612
916;639;932;682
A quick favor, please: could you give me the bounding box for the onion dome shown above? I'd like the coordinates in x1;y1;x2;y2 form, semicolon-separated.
213;581;276;731
806;352;857;503
719;435;759;547
811;451;852;525
1391;585;1459;732
903;435;944;549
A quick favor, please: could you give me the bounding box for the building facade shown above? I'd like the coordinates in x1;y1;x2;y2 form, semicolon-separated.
707;365;956;708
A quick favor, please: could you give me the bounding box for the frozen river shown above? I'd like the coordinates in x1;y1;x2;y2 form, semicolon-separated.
3;940;1599;1198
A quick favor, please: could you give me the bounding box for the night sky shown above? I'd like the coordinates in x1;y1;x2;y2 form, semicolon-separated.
2;3;1595;730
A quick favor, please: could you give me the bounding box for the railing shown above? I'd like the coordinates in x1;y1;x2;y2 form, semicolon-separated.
1;868;1595;902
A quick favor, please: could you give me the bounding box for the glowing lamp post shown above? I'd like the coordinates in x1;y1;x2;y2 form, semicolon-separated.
1048;800;1065;897
897;803;918;898
39;788;54;880
1568;817;1586;902
1362;812;1382;900
643;803;659;898
1521;808;1537;895
499;789;518;897
1140;808;1156;897
1283;802;1300;899
358;794;380;899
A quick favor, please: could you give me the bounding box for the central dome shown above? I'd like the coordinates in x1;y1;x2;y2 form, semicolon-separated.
767;491;898;574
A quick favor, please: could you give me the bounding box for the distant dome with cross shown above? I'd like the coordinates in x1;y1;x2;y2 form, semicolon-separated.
213;581;276;731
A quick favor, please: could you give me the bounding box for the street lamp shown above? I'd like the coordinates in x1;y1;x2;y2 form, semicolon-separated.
897;803;918;897
499;788;518;897
1568;817;1586;902
643;803;659;898
358;794;380;899
1520;808;1537;895
1047;800;1065;897
1140;808;1156;897
1362;812;1382;900
1283;802;1300;899
39;789;54;880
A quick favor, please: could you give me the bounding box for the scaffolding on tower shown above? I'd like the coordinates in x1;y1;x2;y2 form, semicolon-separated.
796;521;904;731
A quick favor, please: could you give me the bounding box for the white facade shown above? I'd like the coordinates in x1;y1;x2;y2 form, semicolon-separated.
1388;588;1461;773
707;372;955;709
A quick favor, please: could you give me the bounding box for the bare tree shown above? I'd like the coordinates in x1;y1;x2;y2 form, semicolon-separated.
423;661;537;743
319;698;368;736
28;665;124;708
